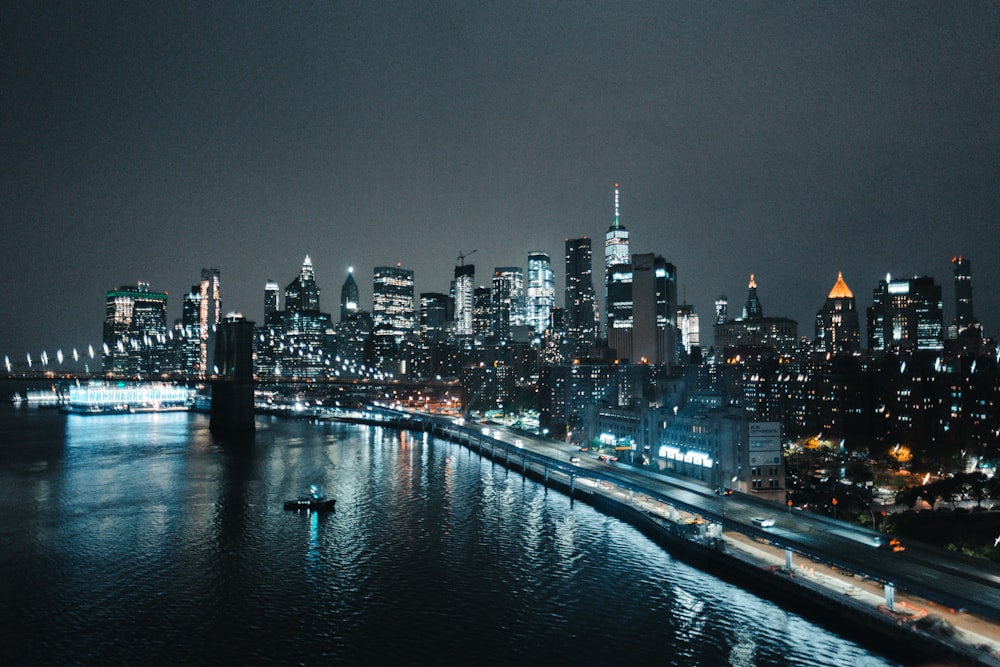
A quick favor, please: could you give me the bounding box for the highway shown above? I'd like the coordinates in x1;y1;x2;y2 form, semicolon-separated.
421;412;1000;625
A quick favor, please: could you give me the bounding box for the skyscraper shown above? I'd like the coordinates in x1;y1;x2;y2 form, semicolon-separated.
255;257;334;379
494;267;524;327
473;286;492;340
867;275;943;353
605;185;633;356
454;263;475;336
180;287;202;374
677;303;701;356
526;251;555;334
951;256;978;335
284;256;319;312
264;280;280;318
604;183;629;270
815;272;860;354
102;282;169;376
715;295;728;325
565;237;599;353
198;269;221;377
373;264;415;341
742;274;763;320
419;292;449;338
340;267;360;322
491;272;513;342
714;276;798;355
631;253;677;365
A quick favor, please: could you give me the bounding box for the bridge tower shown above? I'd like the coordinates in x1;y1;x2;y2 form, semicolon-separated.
210;313;256;433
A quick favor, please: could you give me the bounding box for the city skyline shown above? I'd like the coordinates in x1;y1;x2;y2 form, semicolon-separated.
3;2;997;358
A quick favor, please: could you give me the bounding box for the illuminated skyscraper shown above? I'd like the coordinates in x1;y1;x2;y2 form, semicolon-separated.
102;282;169;376
715;295;728;325
454;263;475;336
605;184;632;354
714;276;797;355
256;258;334;379
198;269;221;377
742;274;763;320
340;267;360;322
180;287;202;374
604;184;629;270
565;237;598;353
677;303;700;356
264;280;280;318
815;272;860;354
284;256;319;312
373;264;415;341
491;272;512;342
494;267;524;326
473;286;492;339
867;275;943;353
527;251;555;334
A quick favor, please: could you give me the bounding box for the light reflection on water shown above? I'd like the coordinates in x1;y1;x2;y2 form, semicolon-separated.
0;407;899;665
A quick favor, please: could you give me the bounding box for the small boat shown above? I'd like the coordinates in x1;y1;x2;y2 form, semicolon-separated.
284;485;336;511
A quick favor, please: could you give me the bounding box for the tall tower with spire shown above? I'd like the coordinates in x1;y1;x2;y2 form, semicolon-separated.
285;256;320;312
605;184;633;355
340;267;359;322
742;274;763;320
604;183;630;270
815;272;860;354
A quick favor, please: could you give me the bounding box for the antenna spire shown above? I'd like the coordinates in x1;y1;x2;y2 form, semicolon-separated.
614;183;620;228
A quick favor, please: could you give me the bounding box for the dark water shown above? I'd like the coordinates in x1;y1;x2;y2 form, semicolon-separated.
0;404;897;666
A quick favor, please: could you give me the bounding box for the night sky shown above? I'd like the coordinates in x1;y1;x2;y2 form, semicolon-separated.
3;2;998;365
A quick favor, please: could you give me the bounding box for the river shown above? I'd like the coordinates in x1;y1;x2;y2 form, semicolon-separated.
0;403;897;665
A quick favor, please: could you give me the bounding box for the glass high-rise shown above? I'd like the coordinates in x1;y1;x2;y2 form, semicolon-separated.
527;251;555;334
604;184;632;353
494;267;524;327
454;264;475;336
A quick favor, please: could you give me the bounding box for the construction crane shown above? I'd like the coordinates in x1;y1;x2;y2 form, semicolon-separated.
457;249;477;266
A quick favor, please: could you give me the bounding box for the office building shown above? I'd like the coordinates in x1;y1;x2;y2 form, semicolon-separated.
815;272;861;354
565;237;599;354
494;266;524;327
340;267;360;322
264;280;280;318
867;275;943;354
372;264;415;341
631;253;677;365
526;251;555;334
102;282;169;376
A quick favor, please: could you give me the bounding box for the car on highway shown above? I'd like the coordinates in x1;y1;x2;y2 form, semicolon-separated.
569;456;581;464
751;517;776;528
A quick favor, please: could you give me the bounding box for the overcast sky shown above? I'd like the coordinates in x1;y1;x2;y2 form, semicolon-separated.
2;1;997;365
